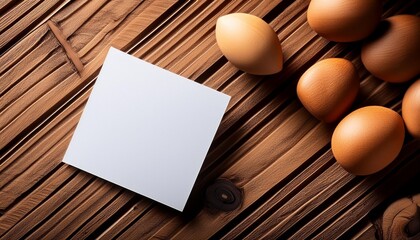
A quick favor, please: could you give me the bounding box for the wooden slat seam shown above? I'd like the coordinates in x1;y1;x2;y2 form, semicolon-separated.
47;20;84;74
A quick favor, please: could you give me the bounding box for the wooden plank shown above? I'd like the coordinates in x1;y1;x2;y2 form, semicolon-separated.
0;96;74;189
287;138;418;239
130;1;238;61
0;170;93;239
117;207;177;240
64;0;145;56
351;221;377;240
96;199;153;239
54;0;111;38
313;141;420;239
0;86;91;230
69;191;136;239
221;150;336;238
0;0;69;52
0;0;18;14
50;0;90;26
0;64;75;149
0;81;89;184
32;1;72;31
0;165;76;234
150;218;186;240
0;51;67;113
0;25;51;94
0;1;40;33
0;127;75;210
26;180;118;239
248;163;351;239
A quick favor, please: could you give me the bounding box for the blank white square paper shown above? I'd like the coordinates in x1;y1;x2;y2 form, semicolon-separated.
62;47;230;211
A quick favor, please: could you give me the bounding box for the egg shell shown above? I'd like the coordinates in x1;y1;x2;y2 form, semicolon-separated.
215;13;283;75
307;0;382;42
402;79;420;138
332;106;405;176
361;15;420;83
297;58;359;123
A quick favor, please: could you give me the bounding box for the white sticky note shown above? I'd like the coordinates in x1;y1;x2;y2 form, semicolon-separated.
62;47;230;211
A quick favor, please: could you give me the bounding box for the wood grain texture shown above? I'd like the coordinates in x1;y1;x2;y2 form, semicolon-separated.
0;0;70;52
0;0;419;239
351;221;377;240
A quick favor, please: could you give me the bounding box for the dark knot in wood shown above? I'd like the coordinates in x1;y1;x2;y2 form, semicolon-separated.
205;179;242;212
382;193;420;240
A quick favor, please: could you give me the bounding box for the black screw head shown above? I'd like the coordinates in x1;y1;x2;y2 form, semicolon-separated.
205;178;242;212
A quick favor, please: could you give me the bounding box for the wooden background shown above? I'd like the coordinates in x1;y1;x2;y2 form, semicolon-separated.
0;0;419;239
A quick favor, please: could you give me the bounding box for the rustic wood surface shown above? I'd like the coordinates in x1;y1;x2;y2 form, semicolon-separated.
0;0;419;239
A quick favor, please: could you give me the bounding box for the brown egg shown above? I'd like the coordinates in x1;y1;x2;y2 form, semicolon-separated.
402;79;420;138
361;15;420;83
215;13;283;75
297;58;359;123
332;106;405;175
307;0;382;42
